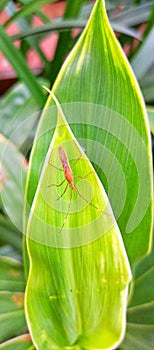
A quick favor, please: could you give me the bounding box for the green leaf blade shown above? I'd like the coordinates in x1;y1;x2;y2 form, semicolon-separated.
25;93;131;349
50;0;153;264
0;333;34;350
0;26;45;108
0;292;27;343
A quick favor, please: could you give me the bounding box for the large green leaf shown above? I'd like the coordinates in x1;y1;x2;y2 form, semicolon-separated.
25;92;131;349
25;0;153;265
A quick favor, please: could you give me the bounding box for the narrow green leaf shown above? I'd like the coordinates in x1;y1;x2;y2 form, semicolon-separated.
11;20;86;41
147;105;154;134
0;26;45;108
112;2;154;26
0;214;22;252
0;257;25;292
4;0;59;27
141;76;154;103
0;245;21;261
131;27;154;80
119;231;154;349
0;334;34;350
128;249;154;307
5;1;49;67
0;80;48;149
11;20;141;41
0;135;27;232
49;0;85;85
0;292;27;343
127;302;154;325
25;91;131;349
111;23;141;40
119;324;154;350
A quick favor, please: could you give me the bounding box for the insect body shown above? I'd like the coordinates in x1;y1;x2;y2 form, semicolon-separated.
48;146;99;232
58;146;75;190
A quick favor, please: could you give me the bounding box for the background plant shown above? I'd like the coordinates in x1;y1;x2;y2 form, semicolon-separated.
0;0;154;349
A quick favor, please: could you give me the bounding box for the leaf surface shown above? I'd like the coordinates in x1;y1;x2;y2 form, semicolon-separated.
26;0;153;264
0;292;27;343
119;232;154;349
0;257;25;292
25;92;131;349
0;26;45;108
0;134;27;232
0;334;34;350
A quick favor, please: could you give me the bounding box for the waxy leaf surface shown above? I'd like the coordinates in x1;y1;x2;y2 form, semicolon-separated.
26;0;153;265
25;94;131;349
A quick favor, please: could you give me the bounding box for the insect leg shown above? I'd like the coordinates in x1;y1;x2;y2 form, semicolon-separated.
75;186;110;216
74;186;100;211
47;179;66;188
74;171;94;179
48;161;63;172
59;189;72;233
57;183;69;200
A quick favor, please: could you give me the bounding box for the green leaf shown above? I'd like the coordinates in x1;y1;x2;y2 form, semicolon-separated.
4;0;59;27
0;257;25;292
5;1;49;67
49;0;86;85
147;105;154;134
119;231;154;349
0;334;34;350
131;27;154;80
0;0;8;12
142;80;154;103
0;25;45;108
0;135;27;232
11;20;141;42
25;0;153;265
119;324;154;350
0;214;22;252
129;243;154;308
0;292;27;343
112;2;154;26
0;80;48;149
25;91;131;349
0;245;21;261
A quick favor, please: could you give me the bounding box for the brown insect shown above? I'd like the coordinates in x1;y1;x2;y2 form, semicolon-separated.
48;146;100;232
